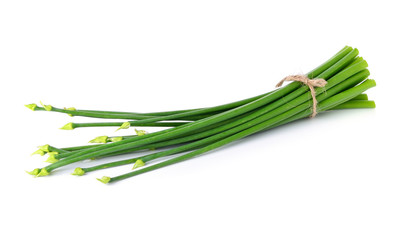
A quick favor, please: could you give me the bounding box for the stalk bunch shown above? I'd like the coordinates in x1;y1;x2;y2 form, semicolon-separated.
26;46;376;184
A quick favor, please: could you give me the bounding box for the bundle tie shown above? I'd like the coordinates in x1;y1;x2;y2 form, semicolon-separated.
276;75;327;118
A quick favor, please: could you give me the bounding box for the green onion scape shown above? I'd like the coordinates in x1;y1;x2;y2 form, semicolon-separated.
26;46;376;184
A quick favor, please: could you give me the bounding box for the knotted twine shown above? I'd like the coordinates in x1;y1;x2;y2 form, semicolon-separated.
276;75;327;118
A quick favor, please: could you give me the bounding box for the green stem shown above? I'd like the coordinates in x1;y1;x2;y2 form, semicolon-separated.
35;107;158;120
61;144;102;152
331;100;375;109
71;121;189;129
59;107;217;121
47;146;70;154
351;93;368;100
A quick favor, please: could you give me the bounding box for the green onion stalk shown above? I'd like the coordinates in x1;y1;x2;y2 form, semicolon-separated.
26;46;376;184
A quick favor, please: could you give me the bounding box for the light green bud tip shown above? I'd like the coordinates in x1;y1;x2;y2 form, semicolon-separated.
116;122;130;131
71;167;85;176
132;159;145;170
26;168;40;176
25;103;38;111
97;176;111;184
108;136;124;142
45;155;59;163
60;122;74;130
40;101;52;111
135;129;148;136
36;168;50;177
31;149;46;156
64;107;77;117
89;136;108;144
38;144;50;152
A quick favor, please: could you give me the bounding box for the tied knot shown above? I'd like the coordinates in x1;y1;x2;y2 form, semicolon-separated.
276;75;327;118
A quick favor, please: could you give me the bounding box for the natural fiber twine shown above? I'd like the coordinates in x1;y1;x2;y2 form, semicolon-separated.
276;75;327;118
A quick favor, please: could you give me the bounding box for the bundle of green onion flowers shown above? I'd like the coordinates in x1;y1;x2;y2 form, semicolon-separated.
26;46;376;184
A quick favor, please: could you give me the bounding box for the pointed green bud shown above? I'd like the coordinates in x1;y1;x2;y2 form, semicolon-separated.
71;167;85;176
45;152;59;163
31;149;46;156
132;159;145;170
116;122;130;132
45;156;58;163
60;122;74;130
26;168;40;176
108;136;123;142
36;168;50;177
135;129;148;136
97;176;111;184
40;101;52;111
38;144;50;152
89;136;108;144
25;103;38;111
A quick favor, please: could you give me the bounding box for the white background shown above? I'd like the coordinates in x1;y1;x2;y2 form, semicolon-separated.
1;0;401;239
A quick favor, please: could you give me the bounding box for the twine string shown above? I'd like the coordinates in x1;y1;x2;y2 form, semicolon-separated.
276;75;327;118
